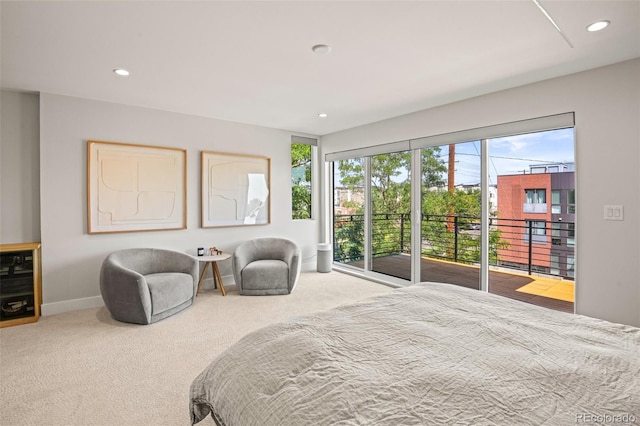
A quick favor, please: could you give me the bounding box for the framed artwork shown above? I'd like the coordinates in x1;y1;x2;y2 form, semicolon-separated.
201;151;271;228
87;140;187;234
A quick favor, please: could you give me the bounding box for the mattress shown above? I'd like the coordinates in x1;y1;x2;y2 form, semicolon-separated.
190;282;640;425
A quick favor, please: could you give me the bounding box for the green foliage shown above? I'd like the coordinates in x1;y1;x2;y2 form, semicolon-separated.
334;148;510;267
337;149;448;214
371;214;410;257
291;144;312;179
292;185;311;219
335;158;365;189
420;189;509;265
291;143;312;219
333;216;364;262
421;147;447;189
489;227;510;264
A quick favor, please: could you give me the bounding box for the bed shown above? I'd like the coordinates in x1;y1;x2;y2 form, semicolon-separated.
189;282;640;425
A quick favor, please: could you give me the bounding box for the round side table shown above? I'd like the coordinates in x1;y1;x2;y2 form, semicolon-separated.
194;253;231;296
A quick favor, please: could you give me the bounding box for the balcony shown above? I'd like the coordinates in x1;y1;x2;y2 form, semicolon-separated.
334;213;575;313
523;203;548;213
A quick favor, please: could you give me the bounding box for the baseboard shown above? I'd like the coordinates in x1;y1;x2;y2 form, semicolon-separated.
41;265;316;316
41;295;105;316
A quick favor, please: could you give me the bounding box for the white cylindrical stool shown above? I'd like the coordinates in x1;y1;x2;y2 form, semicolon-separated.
317;243;332;273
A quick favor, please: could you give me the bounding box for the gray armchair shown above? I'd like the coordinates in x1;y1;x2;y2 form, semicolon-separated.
100;248;198;324
232;238;301;295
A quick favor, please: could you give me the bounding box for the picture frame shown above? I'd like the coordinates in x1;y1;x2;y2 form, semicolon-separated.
201;151;271;228
87;140;187;234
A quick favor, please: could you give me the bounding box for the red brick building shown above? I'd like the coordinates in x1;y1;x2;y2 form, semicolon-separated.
496;164;575;278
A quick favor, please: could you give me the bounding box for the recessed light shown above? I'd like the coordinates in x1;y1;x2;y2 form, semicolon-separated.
113;68;130;76
318;113;328;118
311;44;331;54
587;20;610;32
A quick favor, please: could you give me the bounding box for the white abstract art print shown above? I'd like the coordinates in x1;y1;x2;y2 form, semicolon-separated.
87;140;186;234
201;152;271;228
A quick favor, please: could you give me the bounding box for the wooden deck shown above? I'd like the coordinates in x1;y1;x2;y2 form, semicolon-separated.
350;254;574;313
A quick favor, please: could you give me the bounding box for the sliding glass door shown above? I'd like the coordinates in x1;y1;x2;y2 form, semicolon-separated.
329;113;575;313
487;128;575;313
332;152;413;282
333;158;365;271
420;142;482;289
370;152;412;280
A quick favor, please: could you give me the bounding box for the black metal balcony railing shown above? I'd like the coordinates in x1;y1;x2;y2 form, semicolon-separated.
333;213;575;280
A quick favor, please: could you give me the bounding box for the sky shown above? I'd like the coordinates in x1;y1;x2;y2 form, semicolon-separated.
439;128;575;186
333;127;575;187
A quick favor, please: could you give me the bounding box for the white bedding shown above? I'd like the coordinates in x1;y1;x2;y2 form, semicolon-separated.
190;282;640;425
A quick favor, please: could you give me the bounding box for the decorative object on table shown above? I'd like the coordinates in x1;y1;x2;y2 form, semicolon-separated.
87;140;187;234
209;247;222;256
100;248;198;324
201;151;270;228
197;247;205;256
232;237;301;296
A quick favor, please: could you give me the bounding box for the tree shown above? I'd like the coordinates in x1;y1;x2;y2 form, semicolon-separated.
334;148;509;267
333;215;365;263
291;143;311;219
335;150;447;260
338;148;447;214
420;188;510;264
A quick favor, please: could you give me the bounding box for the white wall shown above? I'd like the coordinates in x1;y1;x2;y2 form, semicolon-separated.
321;59;640;327
0;91;40;243
37;93;319;314
3;60;638;326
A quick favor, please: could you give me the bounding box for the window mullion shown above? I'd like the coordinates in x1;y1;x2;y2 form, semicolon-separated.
364;157;372;271
480;139;489;292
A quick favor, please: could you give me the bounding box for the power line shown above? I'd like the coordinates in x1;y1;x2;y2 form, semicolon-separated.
451;152;572;164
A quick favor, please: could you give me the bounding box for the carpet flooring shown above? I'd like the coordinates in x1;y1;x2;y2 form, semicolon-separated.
0;271;392;426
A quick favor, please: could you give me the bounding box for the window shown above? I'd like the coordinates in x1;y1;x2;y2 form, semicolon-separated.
551;190;561;214
567;189;576;214
550;254;560;275
567;223;575;247
567;255;575;278
291;136;317;219
524;189;547;213
525;220;547;235
551;222;562;245
525;189;546;204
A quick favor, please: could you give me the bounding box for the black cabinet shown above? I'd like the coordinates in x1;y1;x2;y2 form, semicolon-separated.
0;243;41;327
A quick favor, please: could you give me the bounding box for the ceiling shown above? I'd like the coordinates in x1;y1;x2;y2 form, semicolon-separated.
2;1;639;136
